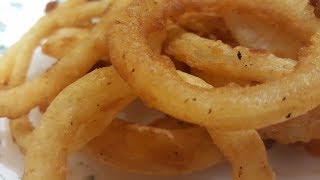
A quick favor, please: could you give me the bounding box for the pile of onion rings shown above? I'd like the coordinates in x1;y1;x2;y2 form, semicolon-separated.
1;0;320;179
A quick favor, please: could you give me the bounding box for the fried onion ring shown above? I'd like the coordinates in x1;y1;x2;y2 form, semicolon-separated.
166;28;296;82
23;67;134;180
108;0;320;130
10;116;224;175
0;0;129;119
0;1;108;88
209;130;274;180
85;119;223;175
41;28;89;59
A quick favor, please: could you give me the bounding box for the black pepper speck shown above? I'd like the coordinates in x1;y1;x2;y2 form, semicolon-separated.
237;51;242;60
286;113;292;118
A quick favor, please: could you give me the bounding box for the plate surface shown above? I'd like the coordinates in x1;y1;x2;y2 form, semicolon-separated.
1;0;320;179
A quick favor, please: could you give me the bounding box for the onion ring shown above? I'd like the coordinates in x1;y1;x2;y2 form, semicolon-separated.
0;0;129;119
41;28;89;59
108;0;320;130
85;119;223;175
0;1;108;88
21;63;217;179
11;116;224;175
259;105;320;144
23;67;134;180
166;27;296;82
209;130;274;180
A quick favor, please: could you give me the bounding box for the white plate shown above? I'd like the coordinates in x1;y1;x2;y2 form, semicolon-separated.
1;0;320;179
